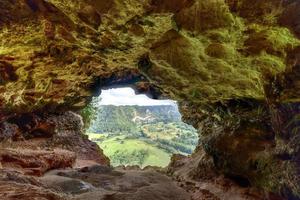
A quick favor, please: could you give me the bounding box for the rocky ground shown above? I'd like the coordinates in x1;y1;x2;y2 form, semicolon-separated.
0;0;299;199
0;111;285;200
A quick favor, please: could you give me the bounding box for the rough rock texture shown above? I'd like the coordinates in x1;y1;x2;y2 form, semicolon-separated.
0;166;191;200
0;111;109;175
1;0;299;112
0;0;300;199
42;111;110;165
168;147;285;200
0;148;75;176
0;182;66;200
0;169;67;200
0;163;283;200
41;165;191;200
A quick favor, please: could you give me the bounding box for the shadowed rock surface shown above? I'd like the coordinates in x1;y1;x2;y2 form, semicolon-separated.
0;148;75;176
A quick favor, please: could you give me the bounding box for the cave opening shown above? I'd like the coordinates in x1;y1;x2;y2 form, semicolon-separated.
82;87;198;168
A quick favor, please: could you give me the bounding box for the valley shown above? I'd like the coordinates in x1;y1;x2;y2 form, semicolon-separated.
86;105;198;168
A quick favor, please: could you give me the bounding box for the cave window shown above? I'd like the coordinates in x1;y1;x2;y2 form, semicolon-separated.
83;87;198;168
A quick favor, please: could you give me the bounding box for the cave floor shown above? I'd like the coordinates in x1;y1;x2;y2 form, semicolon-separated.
0;112;282;200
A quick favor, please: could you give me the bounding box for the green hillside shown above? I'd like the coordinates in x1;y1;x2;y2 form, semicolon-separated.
97;135;170;168
86;104;198;168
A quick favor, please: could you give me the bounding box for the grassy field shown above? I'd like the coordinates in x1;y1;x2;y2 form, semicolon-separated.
92;134;171;168
88;133;106;140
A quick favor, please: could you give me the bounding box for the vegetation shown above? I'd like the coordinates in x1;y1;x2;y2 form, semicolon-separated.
86;104;198;168
97;135;171;168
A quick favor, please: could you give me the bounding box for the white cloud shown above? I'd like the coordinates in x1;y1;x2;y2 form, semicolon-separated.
96;87;177;106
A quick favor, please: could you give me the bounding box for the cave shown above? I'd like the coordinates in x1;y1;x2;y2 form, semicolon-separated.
83;87;198;168
0;0;300;200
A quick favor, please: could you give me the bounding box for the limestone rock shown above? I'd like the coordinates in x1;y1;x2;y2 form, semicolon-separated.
0;169;67;200
0;0;300;199
42;165;192;200
0;111;110;167
0;148;75;176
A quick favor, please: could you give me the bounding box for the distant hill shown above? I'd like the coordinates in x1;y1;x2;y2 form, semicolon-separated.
88;105;181;134
87;104;198;168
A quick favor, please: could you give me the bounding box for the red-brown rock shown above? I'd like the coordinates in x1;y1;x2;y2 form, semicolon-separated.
0;148;76;176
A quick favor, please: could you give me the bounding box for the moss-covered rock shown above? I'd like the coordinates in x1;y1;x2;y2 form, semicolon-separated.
0;0;298;112
0;0;300;198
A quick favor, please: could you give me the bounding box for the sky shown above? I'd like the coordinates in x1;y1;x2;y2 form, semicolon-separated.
96;87;177;106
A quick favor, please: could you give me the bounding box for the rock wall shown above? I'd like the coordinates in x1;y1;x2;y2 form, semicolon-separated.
0;0;300;199
1;0;299;112
0;111;110;172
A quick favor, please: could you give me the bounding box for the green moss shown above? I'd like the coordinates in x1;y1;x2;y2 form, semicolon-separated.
227;0;284;25
205;28;244;44
245;24;300;56
205;43;236;59
207;59;234;74
175;0;237;32
252;53;286;76
81;103;97;129
0;0;299;123
267;27;300;52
